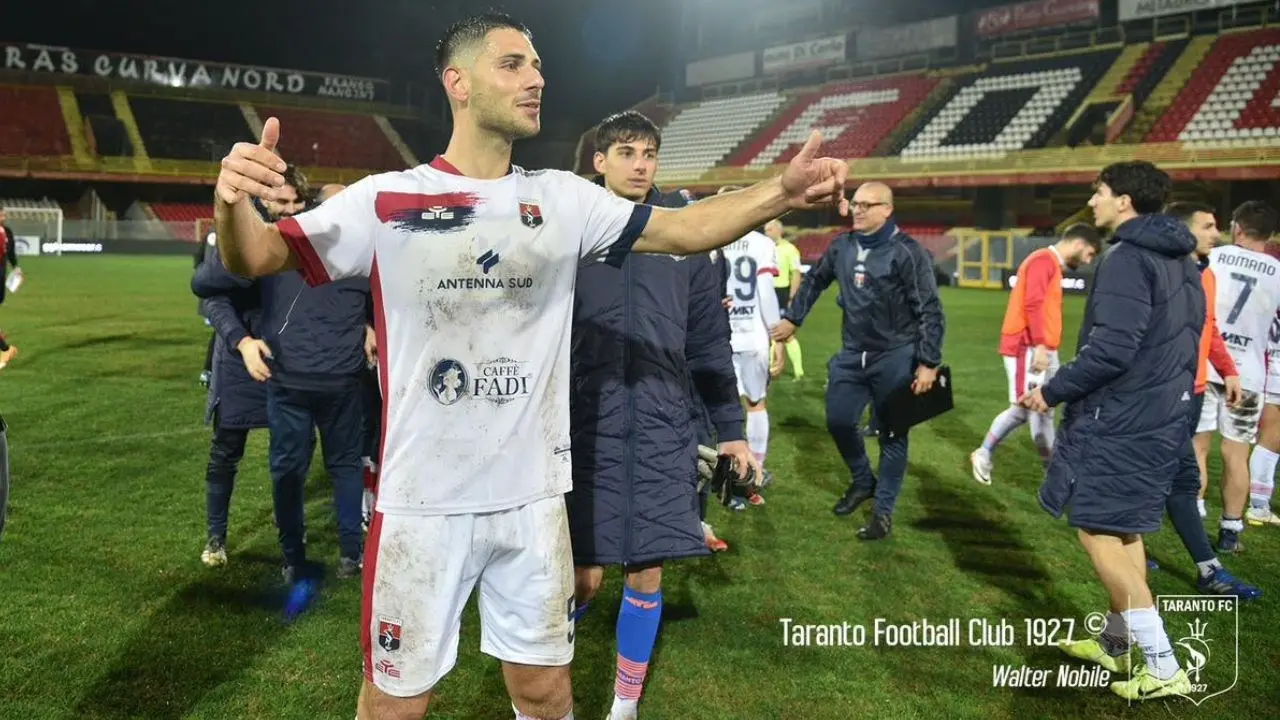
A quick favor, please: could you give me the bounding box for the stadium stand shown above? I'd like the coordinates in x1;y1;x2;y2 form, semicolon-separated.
76;91;132;157
255;106;404;170
0;85;71;157
653;92;788;183
894;50;1119;159
0;197;60;211
1149;27;1280;145
731;75;941;168
150;202;213;224
387;117;436;164
129;97;253;161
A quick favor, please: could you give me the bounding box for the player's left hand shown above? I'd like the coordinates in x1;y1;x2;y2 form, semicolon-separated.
1019;387;1050;414
1224;375;1243;407
780;130;850;215
718;440;760;486
911;365;937;395
721;296;733;311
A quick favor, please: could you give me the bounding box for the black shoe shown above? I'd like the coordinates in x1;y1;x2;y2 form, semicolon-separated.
834;485;873;516
1216;528;1243;554
861;425;879;437
857;513;892;540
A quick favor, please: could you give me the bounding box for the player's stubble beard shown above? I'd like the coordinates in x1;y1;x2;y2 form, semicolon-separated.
473;85;540;143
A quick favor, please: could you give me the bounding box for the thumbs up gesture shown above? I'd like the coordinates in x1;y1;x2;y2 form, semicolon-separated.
780;130;850;216
215;117;288;205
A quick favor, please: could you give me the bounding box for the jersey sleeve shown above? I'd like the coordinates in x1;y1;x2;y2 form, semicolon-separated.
276;176;377;286
569;174;652;266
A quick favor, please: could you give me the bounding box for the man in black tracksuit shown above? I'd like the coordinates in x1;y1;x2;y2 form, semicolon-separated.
773;182;944;540
567;111;748;718
258;177;372;583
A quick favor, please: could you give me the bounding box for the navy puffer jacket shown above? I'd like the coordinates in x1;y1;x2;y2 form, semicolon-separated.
567;183;742;566
1038;214;1203;534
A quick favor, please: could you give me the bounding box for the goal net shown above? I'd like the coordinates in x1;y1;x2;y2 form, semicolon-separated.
3;207;64;256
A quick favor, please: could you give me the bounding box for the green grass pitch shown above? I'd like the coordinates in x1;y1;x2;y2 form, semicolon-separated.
0;256;1275;719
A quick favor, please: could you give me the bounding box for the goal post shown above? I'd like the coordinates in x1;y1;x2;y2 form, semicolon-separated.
3;206;64;256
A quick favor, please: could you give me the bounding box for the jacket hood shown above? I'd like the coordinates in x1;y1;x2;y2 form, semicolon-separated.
1112;214;1196;258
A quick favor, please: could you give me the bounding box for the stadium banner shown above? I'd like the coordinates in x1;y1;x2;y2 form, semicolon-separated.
1;43;390;103
13;236;40;256
761;35;848;74
856;17;958;60
686;51;757;86
1002;268;1090;294
1118;0;1247;22
34;239;194;256
975;0;1101;38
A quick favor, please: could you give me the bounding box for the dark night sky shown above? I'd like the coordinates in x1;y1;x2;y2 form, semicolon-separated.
5;0;1008;136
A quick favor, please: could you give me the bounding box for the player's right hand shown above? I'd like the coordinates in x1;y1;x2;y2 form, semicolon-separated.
216;117;288;205
237;337;274;382
1224;375;1243;407
770;319;797;342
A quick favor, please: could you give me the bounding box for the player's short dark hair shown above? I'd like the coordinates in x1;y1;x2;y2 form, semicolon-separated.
1231;200;1279;241
435;11;532;78
282;164;312;202
1062;222;1102;252
1094;161;1171;215
595;111;661;154
1163;201;1216;224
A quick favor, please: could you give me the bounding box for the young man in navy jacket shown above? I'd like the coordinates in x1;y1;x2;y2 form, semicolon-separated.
567;111;750;720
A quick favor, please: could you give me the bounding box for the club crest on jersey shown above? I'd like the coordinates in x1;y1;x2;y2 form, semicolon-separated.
519;200;543;228
378;618;402;652
854;262;867;289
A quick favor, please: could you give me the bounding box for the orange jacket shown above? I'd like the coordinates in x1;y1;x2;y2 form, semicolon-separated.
1197;265;1238;393
1000;248;1062;356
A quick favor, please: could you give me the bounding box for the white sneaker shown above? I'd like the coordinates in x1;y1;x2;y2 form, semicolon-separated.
608;697;638;720
1246;506;1280;527
969;448;993;485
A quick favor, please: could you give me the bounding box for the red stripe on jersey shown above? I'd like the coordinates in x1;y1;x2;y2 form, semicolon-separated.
277;216;332;286
758;267;779;276
362;256;391;683
1015;349;1027;398
360;510;386;683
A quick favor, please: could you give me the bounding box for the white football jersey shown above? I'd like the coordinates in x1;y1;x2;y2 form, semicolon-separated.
1207;244;1280;393
723;231;779;353
278;157;649;515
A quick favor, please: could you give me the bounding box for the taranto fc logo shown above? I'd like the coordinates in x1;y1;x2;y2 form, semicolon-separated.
1155;595;1239;706
519;200;543;228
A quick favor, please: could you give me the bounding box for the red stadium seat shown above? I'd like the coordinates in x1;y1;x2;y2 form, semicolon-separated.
257;106;405;171
1149;28;1280;144
151;203;213;223
0;85;70;156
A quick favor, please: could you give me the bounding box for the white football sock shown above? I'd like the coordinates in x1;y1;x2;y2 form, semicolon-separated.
746;410;769;465
1248;446;1278;511
1122;607;1181;680
981;406;1028;453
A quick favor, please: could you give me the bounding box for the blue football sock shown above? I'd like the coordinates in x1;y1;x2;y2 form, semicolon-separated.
615;586;662;701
